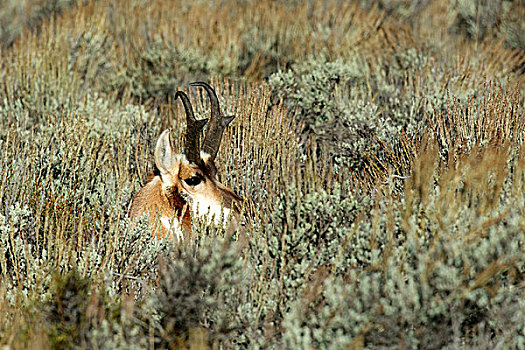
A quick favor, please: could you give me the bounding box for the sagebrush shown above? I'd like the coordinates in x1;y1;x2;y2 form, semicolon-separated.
0;0;524;349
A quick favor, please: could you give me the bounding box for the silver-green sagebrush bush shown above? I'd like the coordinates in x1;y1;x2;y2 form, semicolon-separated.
1;0;524;349
280;145;525;349
268;54;428;169
102;41;239;102
361;0;525;54
263;183;366;302
145;237;250;348
0;0;77;48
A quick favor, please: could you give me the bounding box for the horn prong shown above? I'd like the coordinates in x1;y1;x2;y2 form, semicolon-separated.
190;82;235;161
175;90;207;164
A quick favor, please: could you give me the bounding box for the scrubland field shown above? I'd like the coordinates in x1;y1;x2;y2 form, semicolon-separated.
0;0;524;348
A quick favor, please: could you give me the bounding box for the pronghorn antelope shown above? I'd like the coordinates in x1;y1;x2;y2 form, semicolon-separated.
129;82;241;240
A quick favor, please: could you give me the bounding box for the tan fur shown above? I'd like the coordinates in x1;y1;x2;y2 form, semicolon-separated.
130;83;242;239
129;154;241;239
169;157;241;228
129;175;192;239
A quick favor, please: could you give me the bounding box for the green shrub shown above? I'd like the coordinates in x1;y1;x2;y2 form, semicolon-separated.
264;183;366;298
103;41;240;102
44;269;91;348
280;146;525;349
0;0;77;48
0;1;523;348
268;54;428;170
450;0;503;42
144;236;248;348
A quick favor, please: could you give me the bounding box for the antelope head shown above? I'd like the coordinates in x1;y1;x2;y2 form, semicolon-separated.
130;82;241;239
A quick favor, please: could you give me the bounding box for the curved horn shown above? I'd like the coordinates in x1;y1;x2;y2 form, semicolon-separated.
175;90;208;164
190;82;235;161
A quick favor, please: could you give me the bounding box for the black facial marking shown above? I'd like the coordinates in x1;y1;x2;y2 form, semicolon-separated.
183;175;203;186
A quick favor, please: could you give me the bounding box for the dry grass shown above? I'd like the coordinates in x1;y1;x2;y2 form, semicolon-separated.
0;0;524;348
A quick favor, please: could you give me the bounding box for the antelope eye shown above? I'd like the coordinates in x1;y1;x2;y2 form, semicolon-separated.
184;176;202;186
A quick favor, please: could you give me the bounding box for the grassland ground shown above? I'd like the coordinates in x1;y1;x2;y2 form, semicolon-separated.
0;0;524;348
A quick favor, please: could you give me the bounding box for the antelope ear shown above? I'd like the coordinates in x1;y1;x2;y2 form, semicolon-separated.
154;130;177;175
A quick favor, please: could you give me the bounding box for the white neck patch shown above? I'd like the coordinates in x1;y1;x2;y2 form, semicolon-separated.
160;216;184;241
191;197;231;226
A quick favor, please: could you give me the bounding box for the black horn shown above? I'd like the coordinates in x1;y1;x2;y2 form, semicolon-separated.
190;82;235;161
175;90;208;164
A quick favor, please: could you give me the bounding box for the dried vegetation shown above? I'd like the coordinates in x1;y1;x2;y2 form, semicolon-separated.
0;0;524;348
